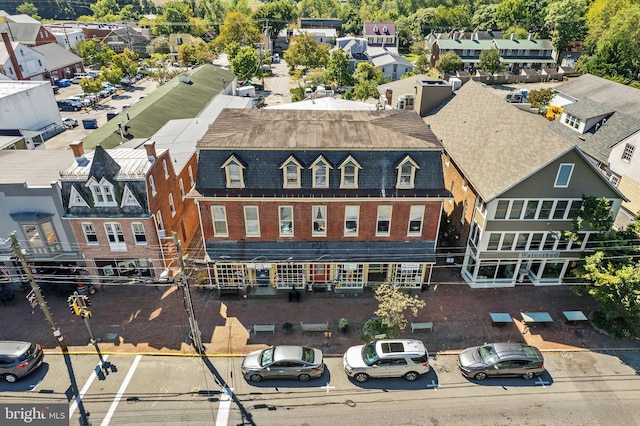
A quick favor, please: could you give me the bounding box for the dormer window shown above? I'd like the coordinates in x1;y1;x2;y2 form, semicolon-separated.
120;185;141;208
69;186;89;207
310;156;332;188
563;113;581;130
221;155;245;188
280;156;303;189
339;156;361;189
86;177;117;206
396;155;420;189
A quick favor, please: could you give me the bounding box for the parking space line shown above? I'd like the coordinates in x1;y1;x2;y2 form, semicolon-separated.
101;355;142;426
69;355;110;418
215;386;233;426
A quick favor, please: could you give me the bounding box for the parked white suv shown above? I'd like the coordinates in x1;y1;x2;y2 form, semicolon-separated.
343;339;430;383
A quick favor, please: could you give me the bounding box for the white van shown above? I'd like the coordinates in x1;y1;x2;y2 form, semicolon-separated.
71;73;91;84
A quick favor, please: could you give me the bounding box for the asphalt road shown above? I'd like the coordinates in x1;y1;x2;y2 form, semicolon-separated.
2;351;638;425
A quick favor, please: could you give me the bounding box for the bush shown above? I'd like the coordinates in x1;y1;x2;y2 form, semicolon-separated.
591;311;639;338
361;317;394;342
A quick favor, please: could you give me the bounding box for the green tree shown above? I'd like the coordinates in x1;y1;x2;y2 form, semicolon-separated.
373;282;426;333
253;1;298;50
75;40;115;68
156;1;194;35
434;51;462;75
351;62;385;101
148;36;170;56
283;31;330;73
472;4;499;31
80;78;103;95
326;50;353;87
410;40;431;75
526;88;556;109
91;0;121;21
16;2;41;20
584;0;632;49
544;0;589;52
231;46;261;80
495;0;545;32
299;0;341;18
478;49;505;74
111;49;139;81
569;197;640;334
101;66;123;87
214;12;262;53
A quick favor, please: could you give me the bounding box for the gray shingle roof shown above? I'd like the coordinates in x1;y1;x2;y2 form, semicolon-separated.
549;110;640;164
562;98;613;119
424;80;574;201
31;43;83;70
554;74;640;119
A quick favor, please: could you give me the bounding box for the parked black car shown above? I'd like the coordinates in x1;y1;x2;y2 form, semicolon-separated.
57;100;81;112
458;342;544;380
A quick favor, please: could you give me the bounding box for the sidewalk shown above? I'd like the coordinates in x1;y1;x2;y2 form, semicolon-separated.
1;270;638;357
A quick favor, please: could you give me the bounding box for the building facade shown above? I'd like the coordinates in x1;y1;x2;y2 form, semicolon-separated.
193;109;449;293
426;81;625;288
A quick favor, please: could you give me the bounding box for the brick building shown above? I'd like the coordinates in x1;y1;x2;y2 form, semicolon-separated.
59;141;199;283
192;109;449;294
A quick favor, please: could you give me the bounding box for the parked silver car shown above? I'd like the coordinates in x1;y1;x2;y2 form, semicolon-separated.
458;342;545;380
241;345;324;382
343;339;430;383
0;341;44;383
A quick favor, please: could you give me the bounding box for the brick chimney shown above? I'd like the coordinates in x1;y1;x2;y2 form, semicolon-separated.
69;141;88;166
1;32;24;80
385;88;393;107
144;140;157;163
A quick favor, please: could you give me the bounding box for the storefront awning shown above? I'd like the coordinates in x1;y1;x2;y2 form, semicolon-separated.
206;240;436;264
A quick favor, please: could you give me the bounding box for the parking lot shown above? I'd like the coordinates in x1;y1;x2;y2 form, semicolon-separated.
44;78;158;150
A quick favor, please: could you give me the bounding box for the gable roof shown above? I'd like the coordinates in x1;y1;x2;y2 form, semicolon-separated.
198;109;442;150
31;43;83;69
493;38;553;50
363;22;396;36
0;150;72;186
0;18;41;44
435;38;494;51
554;74;640;119
424;80;575;201
81;64;236;150
549;108;640;164
370;52;413;68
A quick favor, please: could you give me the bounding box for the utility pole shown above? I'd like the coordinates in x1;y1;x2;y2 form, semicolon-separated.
173;232;204;354
10;232;90;426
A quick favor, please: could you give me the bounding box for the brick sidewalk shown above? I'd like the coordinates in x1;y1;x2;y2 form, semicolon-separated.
1;278;637;357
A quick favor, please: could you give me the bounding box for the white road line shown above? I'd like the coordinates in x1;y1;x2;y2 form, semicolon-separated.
101;355;142;426
215;386;233;426
70;355;110;418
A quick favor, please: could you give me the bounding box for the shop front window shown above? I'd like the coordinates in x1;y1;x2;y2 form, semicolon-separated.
336;264;364;289
391;263;424;288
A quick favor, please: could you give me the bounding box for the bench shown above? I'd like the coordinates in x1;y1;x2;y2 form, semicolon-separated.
252;324;275;335
300;321;329;332
411;322;433;333
562;311;588;325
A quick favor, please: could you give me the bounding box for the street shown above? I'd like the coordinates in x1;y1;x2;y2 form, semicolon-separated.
1;351;638;425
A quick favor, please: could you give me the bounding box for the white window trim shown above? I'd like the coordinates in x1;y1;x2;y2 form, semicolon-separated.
312;205;327;236
149;175;157;196
211;205;229;237
82;222;98;245
280;156;303;189
554;163;574;188
344;205;360;236
179;178;186;199
279;205;294;237
163;159;169;179
221;156;246;189
188;165;194;186
69;186;89;207
309;155;332;188
131;222;147;245
338;156;362;189
407;205;425;236
169;193;176;216
156;210;165;236
395;156;420;189
104;222;126;251
243;205;261;237
120;185;141;208
85;177;117;207
376;205;392;236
